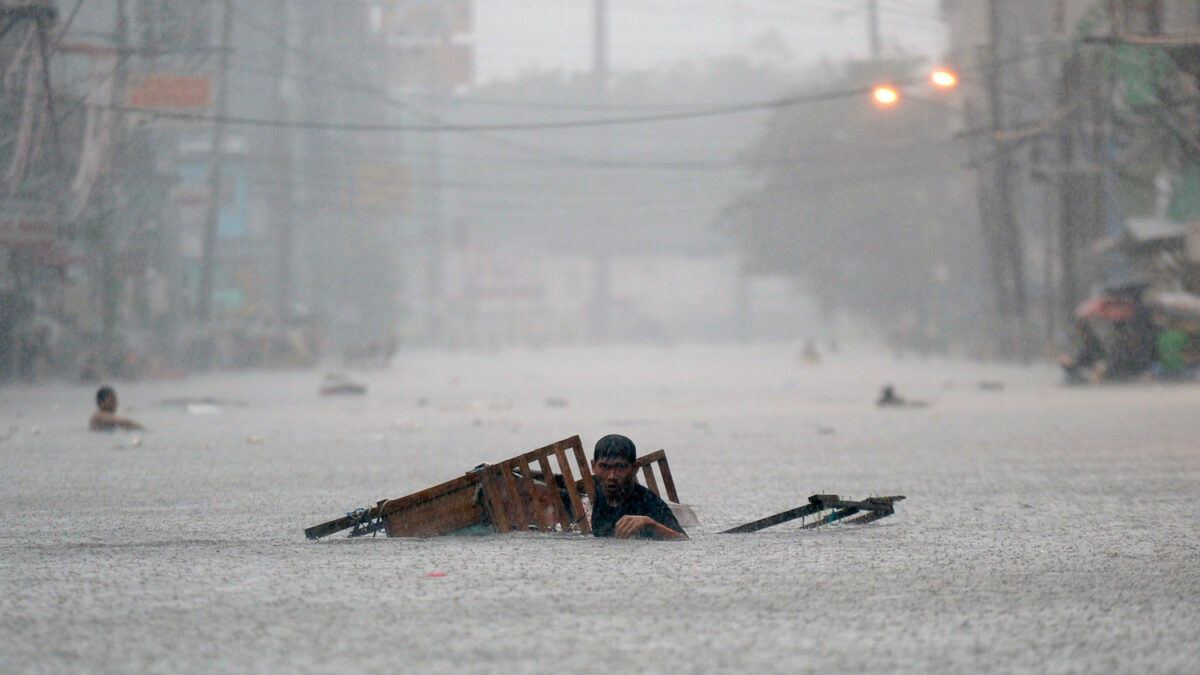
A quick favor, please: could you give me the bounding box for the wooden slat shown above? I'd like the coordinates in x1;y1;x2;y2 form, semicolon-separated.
635;449;666;466
480;467;512;533
571;442;596;509
655;456;680;504
498;461;534;530
535;450;572;531
507;436;581;474
554;445;588;534
304;472;481;539
634;450;679;504
518;457;551;531
494;466;520;533
640;463;661;497
510;437;586;527
385;485;486;536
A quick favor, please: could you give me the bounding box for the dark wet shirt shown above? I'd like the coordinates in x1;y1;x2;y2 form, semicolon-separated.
591;482;685;538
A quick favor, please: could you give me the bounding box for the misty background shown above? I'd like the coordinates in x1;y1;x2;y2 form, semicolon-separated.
5;5;1200;673
2;1;1199;379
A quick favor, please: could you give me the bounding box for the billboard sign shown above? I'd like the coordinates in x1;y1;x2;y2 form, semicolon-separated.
0;200;58;246
126;75;212;109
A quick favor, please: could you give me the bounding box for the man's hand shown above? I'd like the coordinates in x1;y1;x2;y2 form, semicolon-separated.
613;515;688;540
613;515;656;539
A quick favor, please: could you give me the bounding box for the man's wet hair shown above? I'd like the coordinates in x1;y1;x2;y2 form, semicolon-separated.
593;434;636;463
96;385;115;406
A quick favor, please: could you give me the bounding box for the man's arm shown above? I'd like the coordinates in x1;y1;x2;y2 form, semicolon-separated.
90;412;144;431
114;416;144;430
613;515;688;541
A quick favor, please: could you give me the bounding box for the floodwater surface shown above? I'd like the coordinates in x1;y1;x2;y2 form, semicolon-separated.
2;344;1198;673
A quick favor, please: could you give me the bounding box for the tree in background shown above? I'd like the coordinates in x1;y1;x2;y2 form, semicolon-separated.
718;58;986;355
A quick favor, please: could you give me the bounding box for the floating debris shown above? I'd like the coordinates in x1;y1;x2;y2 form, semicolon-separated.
319;382;367;396
187;403;222;415
876;385;927;408
159;397;248;409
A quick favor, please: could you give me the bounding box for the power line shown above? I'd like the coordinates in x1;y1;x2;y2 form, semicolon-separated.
111;84;880;132
221;1;624;170
103;40;1078;136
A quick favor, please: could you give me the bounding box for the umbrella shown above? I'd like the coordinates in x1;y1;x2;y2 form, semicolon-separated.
1073;294;1136;322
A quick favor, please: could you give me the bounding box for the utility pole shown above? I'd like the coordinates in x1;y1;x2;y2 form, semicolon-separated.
197;0;232;324
99;0;129;374
867;0;881;61
425;109;443;344
1147;0;1162;34
986;0;1027;358
270;0;294;322
593;0;608;88
1057;54;1083;330
299;2;336;354
589;0;611;343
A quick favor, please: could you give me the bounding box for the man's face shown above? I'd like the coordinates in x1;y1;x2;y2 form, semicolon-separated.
592;456;635;502
99;393;116;412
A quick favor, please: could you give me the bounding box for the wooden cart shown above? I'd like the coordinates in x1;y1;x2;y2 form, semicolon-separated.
304;435;680;539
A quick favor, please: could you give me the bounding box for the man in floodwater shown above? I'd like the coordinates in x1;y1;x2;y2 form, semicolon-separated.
89;385;144;432
590;434;687;540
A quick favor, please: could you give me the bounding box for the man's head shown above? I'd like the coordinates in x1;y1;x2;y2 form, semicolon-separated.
593;434;636;463
592;434;637;503
96;386;116;412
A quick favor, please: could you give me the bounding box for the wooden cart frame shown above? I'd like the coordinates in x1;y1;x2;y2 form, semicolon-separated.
305;435;680;539
720;494;905;533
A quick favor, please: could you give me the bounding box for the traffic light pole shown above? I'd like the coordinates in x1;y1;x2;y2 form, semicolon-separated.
987;0;1028;359
198;0;232;325
270;0;295;322
589;0;612;343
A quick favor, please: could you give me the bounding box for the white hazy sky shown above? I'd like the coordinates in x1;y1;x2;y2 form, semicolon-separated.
471;0;948;83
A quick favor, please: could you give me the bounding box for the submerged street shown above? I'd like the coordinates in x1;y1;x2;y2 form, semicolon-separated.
1;343;1197;673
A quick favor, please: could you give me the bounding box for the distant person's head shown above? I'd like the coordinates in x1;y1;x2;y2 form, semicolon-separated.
96;385;117;412
592;434;637;502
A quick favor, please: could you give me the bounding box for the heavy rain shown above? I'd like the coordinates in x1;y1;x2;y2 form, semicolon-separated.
2;1;1199;673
